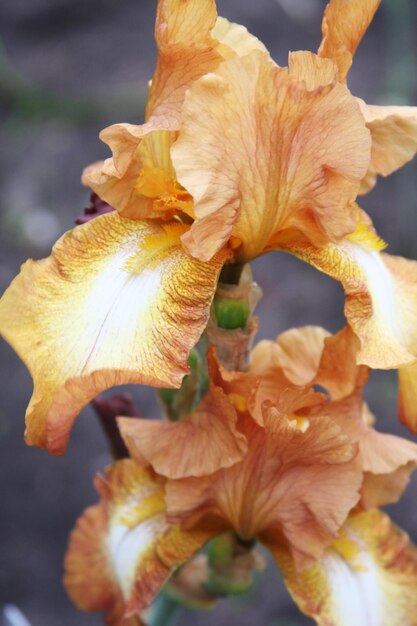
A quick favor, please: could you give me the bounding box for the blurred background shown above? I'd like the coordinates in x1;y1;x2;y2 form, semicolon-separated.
0;0;416;624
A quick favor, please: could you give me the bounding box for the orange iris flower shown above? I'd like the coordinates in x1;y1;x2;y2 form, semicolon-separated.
1;0;417;454
64;326;417;626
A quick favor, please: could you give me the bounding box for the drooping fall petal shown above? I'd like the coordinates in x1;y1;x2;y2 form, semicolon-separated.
64;460;212;624
0;213;227;453
272;509;417;626
118;383;247;479
172;50;370;262
318;0;381;83
283;237;417;370
358;102;417;193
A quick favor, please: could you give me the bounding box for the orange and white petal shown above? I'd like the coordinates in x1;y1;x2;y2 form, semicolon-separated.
251;326;330;386
283;237;417;370
118;383;247;479
318;0;381;83
172;50;370;262
272;509;417;626
358;102;417;193
65;460;211;624
399;362;417;433
0;214;227;454
83;124;193;221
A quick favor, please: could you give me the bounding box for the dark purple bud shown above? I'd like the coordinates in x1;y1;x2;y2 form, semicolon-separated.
92;393;140;459
75;192;115;225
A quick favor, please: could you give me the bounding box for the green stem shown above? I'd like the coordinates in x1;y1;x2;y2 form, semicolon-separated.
149;593;181;626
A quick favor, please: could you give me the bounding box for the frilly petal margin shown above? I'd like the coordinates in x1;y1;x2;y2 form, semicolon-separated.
64;460;212;625
0;213;227;454
358;102;417;194
270;509;417;626
118;382;247;479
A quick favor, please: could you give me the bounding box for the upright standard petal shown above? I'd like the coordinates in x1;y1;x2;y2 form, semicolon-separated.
0;214;227;453
358;102;417;193
65;460;211;624
318;0;381;83
173;51;370;262
118;382;247;479
273;510;417;626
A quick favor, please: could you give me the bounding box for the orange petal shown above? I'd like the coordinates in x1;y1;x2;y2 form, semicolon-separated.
211;16;267;58
0;214;226;453
65;460;211;623
118;383;247;479
399;362;417;433
272;509;417;626
358;101;417;193
318;0;381;83
172;50;370;262
283;237;417;369
316;326;369;400
82;125;193;221
251;326;330;386
320;392;417;507
167;410;361;569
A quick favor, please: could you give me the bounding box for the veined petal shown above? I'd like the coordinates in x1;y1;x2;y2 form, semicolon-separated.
82;125;194;221
318;0;381;83
283;238;417;369
272;509;417;626
167;410;361;569
251;326;330;386
118;383;247;479
65;460;211;624
319;393;417;507
0;214;227;453
399;362;417;433
173;50;370;262
358;101;417;193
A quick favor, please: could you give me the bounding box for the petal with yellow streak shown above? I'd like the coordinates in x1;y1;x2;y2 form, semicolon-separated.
118;383;247;479
318;0;381;83
399;362;417;433
0;214;227;454
173;50;370;262
65;460;212;624
167;409;361;569
83;124;194;221
272;509;417;626
358;101;417;193
282;237;417;370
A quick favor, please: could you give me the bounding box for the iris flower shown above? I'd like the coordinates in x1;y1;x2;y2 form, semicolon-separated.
1;0;417;454
64;326;417;625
